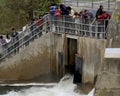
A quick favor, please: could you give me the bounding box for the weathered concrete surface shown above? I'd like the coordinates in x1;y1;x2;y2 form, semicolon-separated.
78;37;106;84
95;58;120;96
0;32;57;82
95;0;120;96
55;34;107;84
55;35;106;84
0;31;109;86
96;59;120;89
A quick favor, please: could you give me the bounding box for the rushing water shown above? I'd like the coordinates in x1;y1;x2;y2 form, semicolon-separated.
0;75;94;96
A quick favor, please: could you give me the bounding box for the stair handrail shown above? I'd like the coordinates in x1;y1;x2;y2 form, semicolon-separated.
0;14;50;61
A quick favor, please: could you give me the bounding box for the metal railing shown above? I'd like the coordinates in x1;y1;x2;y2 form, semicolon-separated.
50;15;109;38
0;14;110;61
63;0;115;10
33;10;49;19
0;14;50;61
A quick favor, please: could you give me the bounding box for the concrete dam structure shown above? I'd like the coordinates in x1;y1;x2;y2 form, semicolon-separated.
94;0;120;95
0;32;106;84
0;0;119;96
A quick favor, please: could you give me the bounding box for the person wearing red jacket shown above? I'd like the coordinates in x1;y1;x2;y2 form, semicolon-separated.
98;11;111;38
98;11;111;26
99;11;111;19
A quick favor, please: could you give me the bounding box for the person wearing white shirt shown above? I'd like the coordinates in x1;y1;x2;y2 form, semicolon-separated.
5;34;12;53
22;24;30;47
70;8;75;17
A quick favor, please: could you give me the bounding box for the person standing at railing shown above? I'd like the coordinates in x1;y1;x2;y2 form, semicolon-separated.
54;7;61;33
73;12;80;35
102;11;111;30
65;6;71;16
59;4;69;33
5;34;12;53
50;4;57;16
98;11;111;25
11;28;19;53
22;24;30;47
0;35;7;56
95;5;104;38
98;11;111;38
69;7;75;17
37;17;44;36
96;5;104;19
60;4;66;15
78;11;84;36
50;4;57;32
83;10;94;23
30;18;38;41
83;10;94;37
50;4;57;21
54;7;61;17
104;11;111;39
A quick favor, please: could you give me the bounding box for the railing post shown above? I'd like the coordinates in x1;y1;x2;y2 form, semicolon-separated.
64;0;65;5
104;19;106;39
92;0;93;8
95;21;98;38
108;0;110;10
77;0;78;7
90;24;92;38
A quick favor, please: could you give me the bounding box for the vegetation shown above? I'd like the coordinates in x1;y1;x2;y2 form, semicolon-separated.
0;0;5;6
0;0;61;34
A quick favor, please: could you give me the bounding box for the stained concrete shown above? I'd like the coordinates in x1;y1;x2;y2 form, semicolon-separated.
77;37;106;84
0;32;57;82
95;0;120;96
0;31;107;85
0;2;119;95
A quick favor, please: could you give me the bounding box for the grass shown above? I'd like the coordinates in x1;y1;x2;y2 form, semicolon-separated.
0;0;6;6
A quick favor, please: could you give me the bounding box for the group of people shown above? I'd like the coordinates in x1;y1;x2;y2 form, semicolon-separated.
96;5;111;20
50;4;110;22
50;4;111;37
0;4;111;57
50;4;94;22
0;16;46;56
96;5;111;31
0;28;19;55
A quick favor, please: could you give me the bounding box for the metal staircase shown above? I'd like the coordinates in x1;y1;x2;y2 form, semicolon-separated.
0;14;50;61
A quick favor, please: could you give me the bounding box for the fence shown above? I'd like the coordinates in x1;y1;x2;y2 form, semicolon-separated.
0;14;110;61
63;0;115;10
50;15;109;38
0;14;50;61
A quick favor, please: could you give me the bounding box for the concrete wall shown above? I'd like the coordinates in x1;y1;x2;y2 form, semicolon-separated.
55;35;106;84
95;58;120;96
0;32;108;85
0;32;57;82
54;35;106;84
95;0;120;96
96;59;120;89
77;37;106;84
0;32;67;82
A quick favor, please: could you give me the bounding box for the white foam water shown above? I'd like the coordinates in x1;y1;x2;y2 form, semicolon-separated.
0;75;94;96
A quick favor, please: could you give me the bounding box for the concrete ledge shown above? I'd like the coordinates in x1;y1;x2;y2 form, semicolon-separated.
66;34;78;39
104;48;120;58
